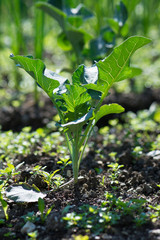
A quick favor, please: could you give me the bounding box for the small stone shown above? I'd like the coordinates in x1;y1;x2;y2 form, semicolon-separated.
143;183;152;194
82;193;89;199
136;186;142;193
21;221;36;234
88;190;96;198
67;170;72;177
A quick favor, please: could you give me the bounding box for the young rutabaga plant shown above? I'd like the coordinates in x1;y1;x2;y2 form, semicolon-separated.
10;36;151;184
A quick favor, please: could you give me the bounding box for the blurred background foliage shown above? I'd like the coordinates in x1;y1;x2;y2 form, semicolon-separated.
0;0;160;107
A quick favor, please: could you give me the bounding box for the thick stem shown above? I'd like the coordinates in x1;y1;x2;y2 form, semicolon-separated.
72;129;80;183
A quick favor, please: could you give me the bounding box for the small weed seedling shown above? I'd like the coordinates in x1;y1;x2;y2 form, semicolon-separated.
0;186;9;221
31;166;61;190
11;36;151;183
62;192;148;234
108;162;124;185
57;156;72;173
38;197;54;223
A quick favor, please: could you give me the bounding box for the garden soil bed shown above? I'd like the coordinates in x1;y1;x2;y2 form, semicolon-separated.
0;127;160;240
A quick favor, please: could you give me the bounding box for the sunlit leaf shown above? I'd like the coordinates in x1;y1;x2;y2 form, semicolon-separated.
96;36;151;93
5;184;46;203
10;55;68;99
95;104;125;123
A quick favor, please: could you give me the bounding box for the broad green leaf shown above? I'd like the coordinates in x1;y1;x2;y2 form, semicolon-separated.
5;184;46;203
95;104;125;123
72;64;98;85
72;64;102;99
36;2;66;28
60;109;93;131
62;84;91;113
10;55;68;99
96;36;151;92
116;66;142;82
67;15;83;28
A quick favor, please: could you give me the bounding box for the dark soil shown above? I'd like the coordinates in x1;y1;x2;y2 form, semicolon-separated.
0;128;160;240
1;87;160;131
0;88;160;240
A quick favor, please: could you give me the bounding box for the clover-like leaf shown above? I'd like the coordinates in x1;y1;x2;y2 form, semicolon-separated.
5;184;46;203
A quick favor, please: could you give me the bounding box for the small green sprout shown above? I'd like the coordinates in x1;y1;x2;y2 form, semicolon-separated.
28;230;38;240
57;156;72;172
100;175;105;187
22;212;39;223
0;186;9;221
63;193;148;234
132;146;143;158
38;198;54;223
31;166;61;190
108;162;124;185
0;162;24;183
73;235;89;240
11;36;151;183
149;204;160;222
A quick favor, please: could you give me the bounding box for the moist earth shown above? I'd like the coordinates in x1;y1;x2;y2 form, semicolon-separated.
0;89;160;240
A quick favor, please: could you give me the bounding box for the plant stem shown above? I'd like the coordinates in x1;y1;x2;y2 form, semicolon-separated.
72;129;80;183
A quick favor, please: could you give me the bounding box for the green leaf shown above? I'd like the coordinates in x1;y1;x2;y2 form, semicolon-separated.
38;197;45;214
5;184;46;203
95;104;125;123
72;65;102;99
116;66;142;82
66;29;91;54
36;2;66;28
60;109;93;131
72;64;98;85
67;4;93;20
107;18;119;34
57;32;72;51
67;15;83;28
62;84;91;113
0;192;8;221
114;1;128;27
10;55;68;99
96;36;151;93
122;0;141;14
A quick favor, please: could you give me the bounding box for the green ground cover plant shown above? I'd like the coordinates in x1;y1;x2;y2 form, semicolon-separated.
11;36;151;184
62;192;148;234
